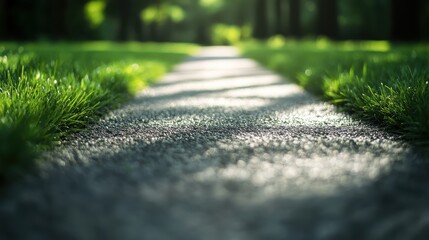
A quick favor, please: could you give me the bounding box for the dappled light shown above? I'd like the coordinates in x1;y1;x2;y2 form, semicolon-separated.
1;1;429;239
138;47;307;110
11;49;413;240
36;48;407;196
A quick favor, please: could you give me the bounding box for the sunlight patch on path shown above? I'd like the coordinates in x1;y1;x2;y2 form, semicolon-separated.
113;46;405;198
0;46;416;240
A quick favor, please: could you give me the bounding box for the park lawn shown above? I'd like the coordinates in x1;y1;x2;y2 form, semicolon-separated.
240;38;429;143
0;42;198;179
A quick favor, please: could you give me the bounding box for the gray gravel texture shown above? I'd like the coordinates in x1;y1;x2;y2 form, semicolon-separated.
1;47;429;240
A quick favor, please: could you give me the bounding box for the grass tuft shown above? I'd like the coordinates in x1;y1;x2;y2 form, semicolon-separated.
0;42;198;179
241;39;429;143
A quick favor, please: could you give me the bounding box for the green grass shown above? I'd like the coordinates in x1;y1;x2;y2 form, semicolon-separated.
0;42;198;179
240;38;429;143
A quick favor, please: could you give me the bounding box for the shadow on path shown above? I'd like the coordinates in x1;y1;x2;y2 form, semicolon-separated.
0;47;428;240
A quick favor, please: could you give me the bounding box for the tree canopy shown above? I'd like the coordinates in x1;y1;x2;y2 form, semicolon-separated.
1;0;428;43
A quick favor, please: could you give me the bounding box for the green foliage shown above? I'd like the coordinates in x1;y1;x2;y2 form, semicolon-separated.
141;3;186;24
0;42;198;179
241;40;429;142
3;0;429;42
199;0;225;12
85;0;106;28
211;24;251;45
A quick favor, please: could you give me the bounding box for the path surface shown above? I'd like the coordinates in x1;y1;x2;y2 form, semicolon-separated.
1;47;428;240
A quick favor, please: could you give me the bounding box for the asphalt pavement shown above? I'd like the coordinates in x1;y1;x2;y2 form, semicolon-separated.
1;47;428;240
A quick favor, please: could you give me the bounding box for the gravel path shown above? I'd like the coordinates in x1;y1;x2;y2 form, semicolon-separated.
1;47;428;240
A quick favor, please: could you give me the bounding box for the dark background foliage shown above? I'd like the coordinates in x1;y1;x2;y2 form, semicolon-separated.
0;0;428;43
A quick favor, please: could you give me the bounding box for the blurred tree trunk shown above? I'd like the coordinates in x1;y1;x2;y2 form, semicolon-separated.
116;0;131;41
274;0;285;36
391;0;421;41
0;0;11;39
254;0;269;39
66;0;95;40
195;17;210;44
147;22;157;41
131;0;145;41
163;19;173;42
289;0;301;38
316;0;339;39
154;0;164;42
49;0;68;39
133;15;143;41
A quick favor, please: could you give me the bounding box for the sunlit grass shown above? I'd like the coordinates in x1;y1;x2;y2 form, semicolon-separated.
0;42;198;179
241;39;429;143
